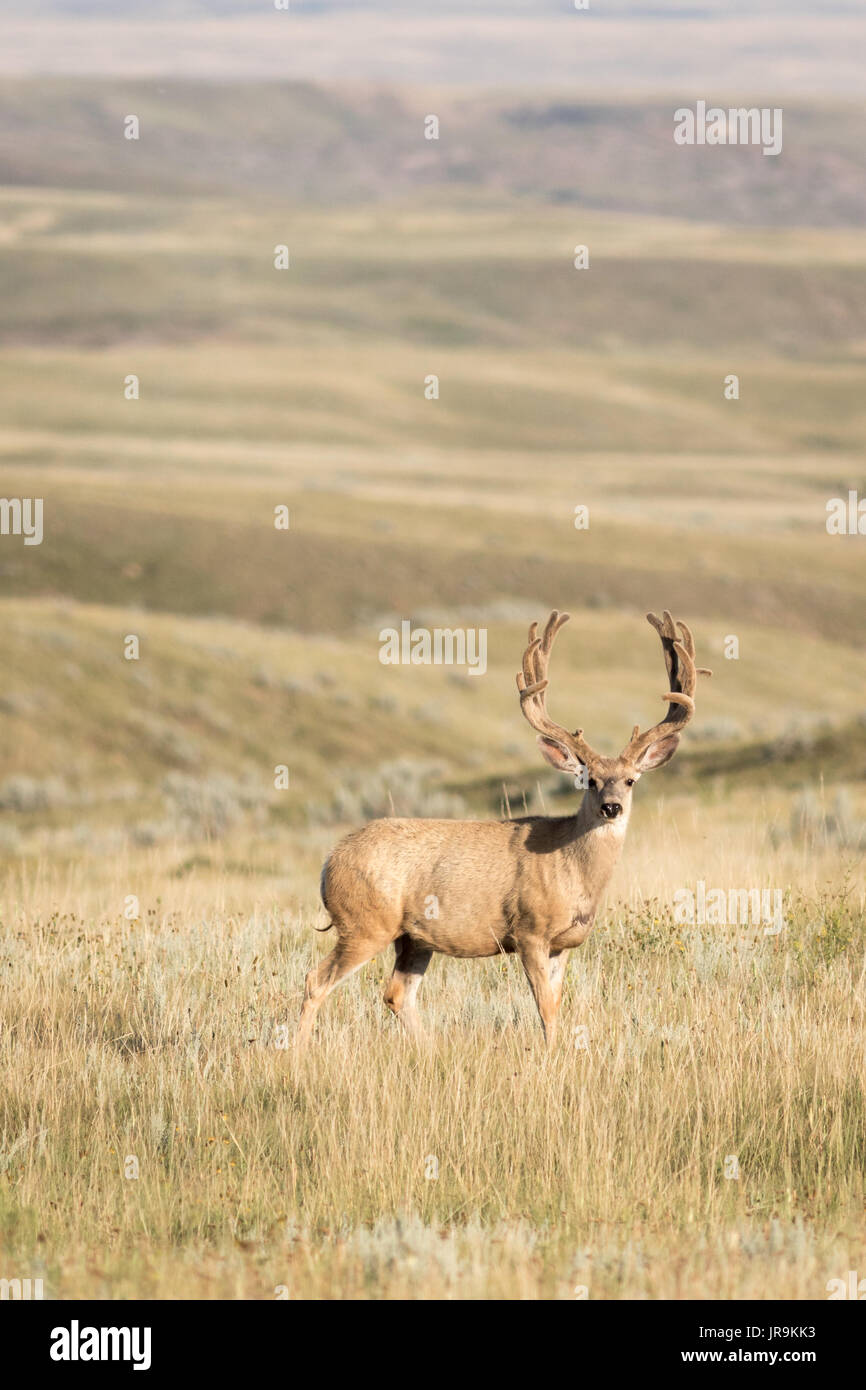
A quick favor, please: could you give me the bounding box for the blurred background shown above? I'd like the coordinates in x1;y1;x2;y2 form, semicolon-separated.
1;0;865;909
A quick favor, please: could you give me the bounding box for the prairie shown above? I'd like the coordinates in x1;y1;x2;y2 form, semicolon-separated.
0;68;864;1299
1;847;864;1300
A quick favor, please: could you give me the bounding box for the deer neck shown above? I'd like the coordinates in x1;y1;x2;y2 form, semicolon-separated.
556;799;630;909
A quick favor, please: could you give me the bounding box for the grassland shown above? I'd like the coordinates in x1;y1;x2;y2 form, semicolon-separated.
0;73;865;1299
1;857;864;1300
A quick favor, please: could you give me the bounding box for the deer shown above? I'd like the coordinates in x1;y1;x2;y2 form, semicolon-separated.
297;610;711;1048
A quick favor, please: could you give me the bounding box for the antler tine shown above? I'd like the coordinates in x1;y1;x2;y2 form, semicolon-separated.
516;610;599;763
623;611;711;760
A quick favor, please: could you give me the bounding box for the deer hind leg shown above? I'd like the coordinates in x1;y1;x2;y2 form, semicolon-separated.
518;938;561;1049
548;950;569;1013
383;935;433;1037
296;934;384;1047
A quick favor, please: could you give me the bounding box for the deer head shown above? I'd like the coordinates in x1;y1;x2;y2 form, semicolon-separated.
516;609;711;824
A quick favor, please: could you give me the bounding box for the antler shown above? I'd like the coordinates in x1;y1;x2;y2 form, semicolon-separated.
622;611;712;762
516;610;600;764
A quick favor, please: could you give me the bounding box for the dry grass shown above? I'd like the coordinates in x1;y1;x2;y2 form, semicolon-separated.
1;71;865;1302
0;834;863;1301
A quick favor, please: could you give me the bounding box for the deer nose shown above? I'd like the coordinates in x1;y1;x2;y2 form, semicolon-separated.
601;801;622;820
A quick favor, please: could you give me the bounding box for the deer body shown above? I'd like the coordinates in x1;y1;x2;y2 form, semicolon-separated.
298;610;710;1047
322;804;628;958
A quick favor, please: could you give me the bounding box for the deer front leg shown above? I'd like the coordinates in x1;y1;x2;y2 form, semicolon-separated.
517;938;561;1048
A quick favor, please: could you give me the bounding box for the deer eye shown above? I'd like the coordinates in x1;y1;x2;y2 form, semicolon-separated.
625;778;635;787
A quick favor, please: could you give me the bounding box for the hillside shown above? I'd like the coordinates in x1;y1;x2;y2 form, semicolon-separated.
1;38;865;1307
2;83;866;227
1;173;865;865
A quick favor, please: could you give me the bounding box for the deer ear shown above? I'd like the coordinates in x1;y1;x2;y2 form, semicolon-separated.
635;733;680;771
537;735;584;773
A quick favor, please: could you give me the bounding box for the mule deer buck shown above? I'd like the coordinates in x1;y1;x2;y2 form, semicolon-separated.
298;610;710;1047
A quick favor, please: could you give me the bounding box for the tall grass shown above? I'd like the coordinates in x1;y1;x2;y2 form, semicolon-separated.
0;852;863;1299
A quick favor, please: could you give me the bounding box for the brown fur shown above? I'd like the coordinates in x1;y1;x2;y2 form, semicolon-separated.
297;611;710;1048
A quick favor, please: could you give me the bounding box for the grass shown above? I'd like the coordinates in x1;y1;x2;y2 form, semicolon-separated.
2;597;866;826
0;855;863;1300
1;76;865;1299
